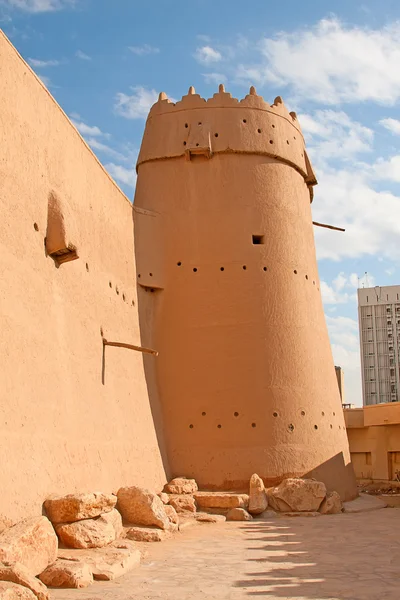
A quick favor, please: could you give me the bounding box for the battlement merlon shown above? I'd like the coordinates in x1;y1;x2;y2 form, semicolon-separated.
136;85;317;201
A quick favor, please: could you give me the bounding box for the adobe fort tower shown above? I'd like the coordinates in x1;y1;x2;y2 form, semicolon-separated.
134;85;357;501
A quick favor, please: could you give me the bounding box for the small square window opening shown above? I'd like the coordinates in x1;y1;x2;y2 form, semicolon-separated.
252;235;264;245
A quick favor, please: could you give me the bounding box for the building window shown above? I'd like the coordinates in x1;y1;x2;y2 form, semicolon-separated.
252;235;265;245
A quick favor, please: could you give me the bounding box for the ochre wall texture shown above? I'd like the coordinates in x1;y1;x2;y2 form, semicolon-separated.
0;31;168;520
134;87;357;500
345;405;400;481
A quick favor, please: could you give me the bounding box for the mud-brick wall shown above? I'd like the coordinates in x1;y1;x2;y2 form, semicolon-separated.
0;31;168;520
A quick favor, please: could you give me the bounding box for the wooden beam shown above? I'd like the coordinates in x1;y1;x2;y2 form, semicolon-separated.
313;221;345;232
103;339;158;356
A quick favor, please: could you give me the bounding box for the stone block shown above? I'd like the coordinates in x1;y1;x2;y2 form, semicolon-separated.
58;544;141;581
195;513;226;524
168;495;196;514
163;505;179;524
0;563;48;600
193;492;249;510
55;510;121;549
44;493;116;524
0;582;36;599
248;474;268;514
164;478;198;495
0;517;58;576
319;491;342;515
39;559;93;589
126;527;171;542
117;487;169;530
226;508;253;521
267;478;326;512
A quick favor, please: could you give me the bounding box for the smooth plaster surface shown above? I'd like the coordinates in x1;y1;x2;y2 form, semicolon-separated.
134;88;357;500
0;31;168;520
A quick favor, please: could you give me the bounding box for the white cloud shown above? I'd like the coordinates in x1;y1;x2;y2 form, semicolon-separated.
320;272;372;306
202;72;227;85
129;44;159;56
379;118;400;135
370;155;400;183
236;17;400;105
2;0;74;12
313;162;400;261
87;138;128;163
28;58;60;67
114;86;159;120
194;46;222;65
105;163;136;190
326;315;362;406
300;110;373;162
70;119;109;138
75;50;91;61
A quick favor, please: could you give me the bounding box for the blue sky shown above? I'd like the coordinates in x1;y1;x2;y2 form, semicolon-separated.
2;0;400;405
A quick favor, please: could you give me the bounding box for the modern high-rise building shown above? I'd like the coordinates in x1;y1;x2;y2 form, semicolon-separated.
358;285;400;405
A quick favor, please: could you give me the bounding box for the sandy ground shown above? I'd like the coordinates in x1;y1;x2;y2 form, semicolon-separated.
52;508;399;600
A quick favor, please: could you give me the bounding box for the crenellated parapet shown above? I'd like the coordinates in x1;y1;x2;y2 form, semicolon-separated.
137;85;317;199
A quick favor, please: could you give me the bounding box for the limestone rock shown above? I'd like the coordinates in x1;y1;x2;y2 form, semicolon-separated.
39;560;93;588
267;478;326;512
101;509;124;538
168;495;196;514
44;493;117;524
0;563;48;600
55;511;120;549
163;505;179;524
226;508;253;521
195;513;226;524
58;544;141;581
125;527;171;542
0;518;13;536
319;491;342;515
194;492;249;510
117;487;169;530
0;517;58;576
248;474;268;515
158;493;169;505
0;582;36;599
164;478;198;495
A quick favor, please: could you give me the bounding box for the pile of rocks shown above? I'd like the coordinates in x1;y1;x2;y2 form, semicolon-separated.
0;475;344;598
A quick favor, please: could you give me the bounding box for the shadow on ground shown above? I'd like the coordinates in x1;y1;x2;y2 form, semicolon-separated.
234;511;399;599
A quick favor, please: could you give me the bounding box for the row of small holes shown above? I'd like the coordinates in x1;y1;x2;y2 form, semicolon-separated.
109;281;135;306
189;423;256;429
34;222;136;305
189;422;341;430
176;263;315;282
274;411;336;417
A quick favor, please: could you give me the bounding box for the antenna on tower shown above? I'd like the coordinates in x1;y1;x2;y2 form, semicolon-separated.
365;272;369;288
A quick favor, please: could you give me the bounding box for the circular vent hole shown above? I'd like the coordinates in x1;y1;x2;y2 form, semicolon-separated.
288;423;294;432
189;424;194;429
234;412;239;417
273;412;278;417
202;412;206;416
252;422;256;428
185;123;188;128
301;410;305;416
33;223;39;231
220;267;225;271
217;424;222;429
263;266;267;271
177;261;182;266
257;128;262;134
269;140;273;144
193;267;198;273
214;133;219;138
243;265;247;270
314;425;318;430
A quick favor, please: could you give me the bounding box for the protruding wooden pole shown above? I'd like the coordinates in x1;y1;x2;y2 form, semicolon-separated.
103;339;158;356
313;221;345;232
